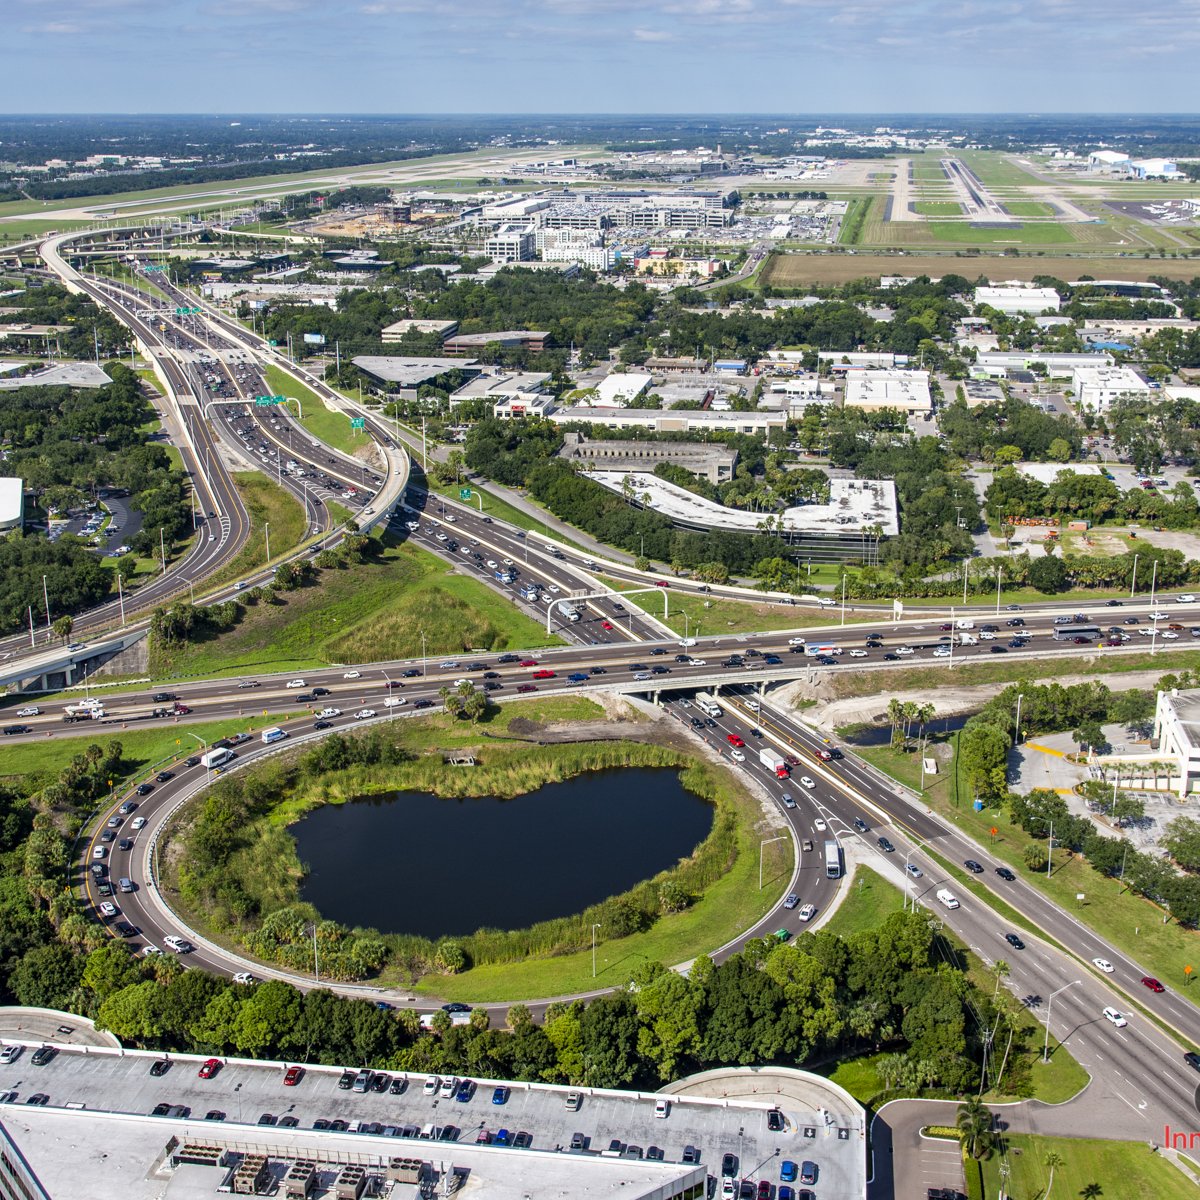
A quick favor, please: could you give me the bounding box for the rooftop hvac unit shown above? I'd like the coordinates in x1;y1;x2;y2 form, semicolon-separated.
231;1154;270;1195
334;1163;367;1200
284;1160;318;1198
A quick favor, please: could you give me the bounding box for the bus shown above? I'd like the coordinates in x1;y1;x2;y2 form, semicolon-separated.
824;839;843;880
1052;623;1101;642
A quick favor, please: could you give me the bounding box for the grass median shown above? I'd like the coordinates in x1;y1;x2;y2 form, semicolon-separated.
262;364;361;457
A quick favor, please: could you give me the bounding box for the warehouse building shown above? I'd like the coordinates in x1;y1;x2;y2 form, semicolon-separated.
974;285;1062;315
558;432;738;484
843;369;932;415
595;373;653;407
550;405;786;437
443;330;550;355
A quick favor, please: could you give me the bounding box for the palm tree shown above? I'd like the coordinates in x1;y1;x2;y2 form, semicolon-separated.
1044;1150;1064;1195
955;1096;996;1160
992;958;1010;1000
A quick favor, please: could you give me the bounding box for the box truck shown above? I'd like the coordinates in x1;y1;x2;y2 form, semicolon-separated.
759;748;789;778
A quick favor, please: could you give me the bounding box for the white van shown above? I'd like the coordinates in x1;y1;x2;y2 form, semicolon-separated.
955;619;975;630
261;727;288;745
936;888;960;910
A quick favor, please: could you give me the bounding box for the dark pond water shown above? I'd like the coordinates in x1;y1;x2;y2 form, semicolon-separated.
842;713;971;747
291;768;714;938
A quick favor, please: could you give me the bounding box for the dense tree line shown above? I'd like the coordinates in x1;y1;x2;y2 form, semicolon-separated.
0;283;130;359
939;397;1082;464
0;536;111;636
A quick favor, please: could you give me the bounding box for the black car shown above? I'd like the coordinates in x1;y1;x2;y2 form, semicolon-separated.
30;1046;56;1067
570;1132;587;1151
312;1118;331;1130
767;1109;785;1131
338;1071;355;1090
115;922;137;938
628;663;647;672
258;1113;277;1126
389;1076;406;1095
152;692;177;703
590;666;607;675
1006;618;1025;627
313;720;331;730
964;859;984;873
878;837;895;853
135;783;154;796
442;1002;472;1014
682;1145;700;1164
312;687;330;697
414;699;433;709
184;756;201;767
402;668;421;677
1185;1051;1200;1071
649;648;666;656
650;665;669;675
118;838;133;851
1005;933;1025;950
370;1072;389;1093
205;1110;226;1121
514;1131;533;1149
149;1059;171;1077
853;817;870;833
989;645;1008;653
293;692;314;703
279;1116;299;1128
995;867;1016;882
883;653;900;661
722;1152;739;1178
3;725;31;736
155;771;174;784
151;1102;171;1116
329;1119;349;1131
1106;599;1124;607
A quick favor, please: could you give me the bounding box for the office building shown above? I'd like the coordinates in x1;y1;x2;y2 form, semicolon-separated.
484;225;536;264
0;477;23;532
843;370;932;415
558;432;738;484
1071;364;1151;412
380;319;459;344
595;373;653;407
443;330;550;355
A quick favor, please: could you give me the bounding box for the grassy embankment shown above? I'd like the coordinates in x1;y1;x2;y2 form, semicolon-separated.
852;729;1200;1016
261;364;361;457
148;538;560;680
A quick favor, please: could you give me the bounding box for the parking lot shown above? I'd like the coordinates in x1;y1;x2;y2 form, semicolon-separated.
0;1045;865;1195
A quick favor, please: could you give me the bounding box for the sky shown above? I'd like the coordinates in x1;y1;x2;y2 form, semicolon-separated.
8;0;1200;113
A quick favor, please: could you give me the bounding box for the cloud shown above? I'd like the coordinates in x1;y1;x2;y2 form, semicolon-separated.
633;26;674;39
22;20;86;32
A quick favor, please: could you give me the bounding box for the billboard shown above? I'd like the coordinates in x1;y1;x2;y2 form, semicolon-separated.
303;333;327;346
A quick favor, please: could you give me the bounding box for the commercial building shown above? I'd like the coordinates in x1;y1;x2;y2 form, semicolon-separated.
974;285;1062;316
971;350;1113;379
380;319;459;344
480;195;555;223
1071;364;1152;413
484;224;536;264
443;330;550;355
0;477;24;532
351;355;477;392
634;251;721;278
817;351;909;371
1150;688;1200;796
550;405;786;438
843;369;932;415
558;432;738;483
448;371;553;416
595;373;653;407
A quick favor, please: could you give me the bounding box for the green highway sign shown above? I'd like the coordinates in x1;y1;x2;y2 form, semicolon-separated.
144;265;166;273
272;394;286;403
268;340;278;346
350;417;366;431
254;395;275;407
174;306;201;315
459;488;472;500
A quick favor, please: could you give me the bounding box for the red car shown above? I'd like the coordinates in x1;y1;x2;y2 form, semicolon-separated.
532;669;556;680
726;734;745;748
1142;976;1166;993
654;580;669;588
283;1065;304;1086
198;1058;221;1079
519;659;539;667
516;684;537;693
784;754;801;767
601;621;613;630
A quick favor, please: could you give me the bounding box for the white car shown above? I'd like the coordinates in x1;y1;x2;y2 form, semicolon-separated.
1092;957;1114;974
848;649;868;658
787;637;806;646
746;700;760;711
16;706;39;717
814;818;827;831
406;522;420;532
384;697;407;708
896;646;915;655
730;750;746;762
691;659;707;666
232;972;256;985
486;560;498;569
799;776;816;789
286;679;306;688
933;647;951;658
98;902;118;918
343;671;361;679
654;1098;670;1119
435;532;448;542
131;817;146;830
1178;594;1196;603
318;708;341;718
445;515;456;523
798;903;817;922
1163;631;1180;640
1102;1006;1127;1027
979;630;995;640
548;584;560;593
353;709;376;720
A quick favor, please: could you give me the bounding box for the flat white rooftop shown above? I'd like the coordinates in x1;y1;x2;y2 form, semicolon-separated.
589;470;898;536
843;369;931;414
352;356;478;386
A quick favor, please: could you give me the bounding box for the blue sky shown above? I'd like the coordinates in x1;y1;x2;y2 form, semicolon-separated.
7;0;1199;113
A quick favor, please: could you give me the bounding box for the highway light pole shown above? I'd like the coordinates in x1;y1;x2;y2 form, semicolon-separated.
1014;693;1024;746
1130;552;1139;597
420;630;428;680
591;923;601;979
264;522;271;564
41;574;51;644
759;835;786;890
1042;980;1082;1063
903;839;930;912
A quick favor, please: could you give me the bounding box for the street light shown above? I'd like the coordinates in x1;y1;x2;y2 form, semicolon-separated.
759;835;787;890
1042;980;1082;1063
903;838;930;912
420;629;428;679
1014;692;1024;747
591;923;602;979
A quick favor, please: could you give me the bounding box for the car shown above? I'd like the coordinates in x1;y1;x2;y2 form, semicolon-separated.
390;1076;407;1095
149;1058;171;1077
1142;976;1166;993
118;801;137;815
475;1129;492;1144
798;903;817;922
799;1162;817;1186
286;679;306;688
726;733;745;748
16;706;39;717
134;784;153;797
98;901;118;918
1185;1051;1200;1072
996;866;1015;881
722;1153;739;1178
353;709;376;720
853;817;870;833
813;817;827;831
30;1045;56;1067
780;1161;797;1183
730;750;746;762
783;893;800;910
565;1091;582;1111
0;1045;21;1065
1093;957;1114;974
878;837;895;853
114;921;137;938
371;1072;390;1093
964;859;984;874
757;1182;772;1200
1103;1006;1128;1027
896;646;914;655
198;1058;221;1079
774;928;791;942
655;1098;670;1118
905;863;923;878
492;1086;509;1105
343;671;360;679
798;775;816;789
1005;933;1025;950
514;1131;533;1148
442;1002;472;1014
422;1076;440;1096
682;1145;700;1164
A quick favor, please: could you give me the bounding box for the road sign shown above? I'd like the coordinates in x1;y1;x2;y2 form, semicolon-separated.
174;306;201;316
460;488;472;501
268;340;278;346
272;395;286;404
350;417;365;431
254;395;274;407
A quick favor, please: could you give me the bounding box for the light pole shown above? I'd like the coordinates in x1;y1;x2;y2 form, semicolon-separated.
995;567;1002;616
591;923;601;979
903;839;930;912
42;574;51;644
1014;692;1024;747
1042;980;1082;1063
1130;551;1139;598
759;835;787;890
264;521;271;564
420;629;428;679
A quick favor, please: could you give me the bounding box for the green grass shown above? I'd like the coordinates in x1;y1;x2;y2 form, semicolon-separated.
148;540;561;680
0;715;291;789
0;217;91;245
983;1135;1195;1200
954;152;1043;188
818;1054;886;1104
856;735;1200;1019
1003;201;1058;218
200;473;309;593
821;866;906;938
262;365;360;456
925;221;1079;246
914;201;964;216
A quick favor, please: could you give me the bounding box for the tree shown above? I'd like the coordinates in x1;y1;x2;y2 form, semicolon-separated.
959;722;1011;799
1023;843;1049;872
1047;437;1073;462
955;1096;996;1159
52;614;74;644
1044;1150;1064;1196
1029;555;1068;593
8;943;84;1010
96;980;165;1044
